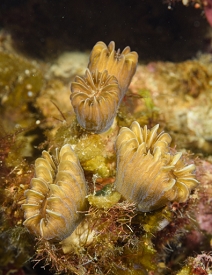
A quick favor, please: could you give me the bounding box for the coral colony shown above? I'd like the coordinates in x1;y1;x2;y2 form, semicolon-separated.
18;41;200;274
2;41;206;275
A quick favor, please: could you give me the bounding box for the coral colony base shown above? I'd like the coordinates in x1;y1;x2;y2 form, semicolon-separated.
19;41;200;274
2;40;209;275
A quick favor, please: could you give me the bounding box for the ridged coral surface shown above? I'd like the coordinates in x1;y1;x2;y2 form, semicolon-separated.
22;144;87;240
70;41;138;133
115;121;198;212
70;69;121;133
88;41;138;100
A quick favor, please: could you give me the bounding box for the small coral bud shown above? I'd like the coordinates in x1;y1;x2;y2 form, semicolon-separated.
61;220;95;254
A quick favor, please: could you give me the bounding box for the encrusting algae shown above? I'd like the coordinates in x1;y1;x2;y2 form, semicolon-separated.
1;39;205;275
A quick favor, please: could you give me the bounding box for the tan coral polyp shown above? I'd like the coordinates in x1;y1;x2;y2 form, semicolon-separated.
22;144;88;240
71;69;121;133
115;121;198;212
88;41;138;100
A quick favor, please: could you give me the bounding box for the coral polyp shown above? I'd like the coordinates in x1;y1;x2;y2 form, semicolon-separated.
115;121;199;212
22;144;88;240
70;69;121;133
88;41;138;99
70;41;138;133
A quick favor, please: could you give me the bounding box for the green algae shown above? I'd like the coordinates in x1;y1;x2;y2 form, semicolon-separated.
0;51;44;130
75;135;112;177
117;89;159;129
138;89;155;112
88;185;121;209
0;227;35;269
0;51;43;107
176;266;192;275
0;51;44;164
0;44;209;275
139;206;173;234
51;122;116;178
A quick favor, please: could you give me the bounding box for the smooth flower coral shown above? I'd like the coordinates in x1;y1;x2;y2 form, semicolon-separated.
22;144;87;240
71;69;121;133
88;41;138;100
115;121;198;212
70;41;138;133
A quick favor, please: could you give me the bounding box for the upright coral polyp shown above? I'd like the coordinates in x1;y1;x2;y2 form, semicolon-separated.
115;121;198;212
22;144;88;240
88;41;138;99
70;41;138;133
71;69;121;133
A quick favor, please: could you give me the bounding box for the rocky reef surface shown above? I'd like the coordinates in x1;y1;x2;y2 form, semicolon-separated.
0;7;212;274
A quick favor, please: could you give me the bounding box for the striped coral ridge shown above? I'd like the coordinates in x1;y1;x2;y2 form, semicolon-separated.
88;41;138;100
22;144;87;240
71;69;121;133
115;121;198;212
